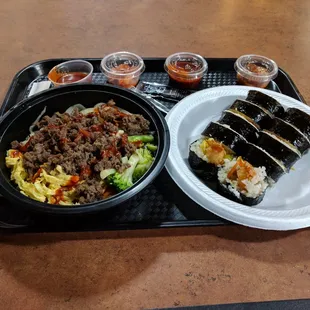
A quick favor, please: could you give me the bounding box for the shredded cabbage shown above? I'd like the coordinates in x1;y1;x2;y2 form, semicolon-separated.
65;104;86;115
29;106;47;134
100;169;116;180
95;102;132;115
80;108;95;115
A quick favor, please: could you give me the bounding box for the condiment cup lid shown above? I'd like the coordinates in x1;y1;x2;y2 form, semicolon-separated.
164;52;208;77
101;51;145;77
48;60;93;86
234;54;278;82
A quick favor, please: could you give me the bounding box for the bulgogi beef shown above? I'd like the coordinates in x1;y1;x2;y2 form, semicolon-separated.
10;100;150;203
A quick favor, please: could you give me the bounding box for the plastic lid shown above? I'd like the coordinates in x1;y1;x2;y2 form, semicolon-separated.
48;60;93;86
164;52;208;77
234;54;278;81
101;51;145;77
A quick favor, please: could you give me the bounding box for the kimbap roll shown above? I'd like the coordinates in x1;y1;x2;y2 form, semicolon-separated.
201;121;247;153
189;138;234;181
246;90;285;117
242;143;287;182
268;117;310;155
257;130;301;169
219;109;260;142
217;157;268;206
283;108;310;140
230;99;273;128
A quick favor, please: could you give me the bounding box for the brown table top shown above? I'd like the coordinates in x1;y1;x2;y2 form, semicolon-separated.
1;0;310;309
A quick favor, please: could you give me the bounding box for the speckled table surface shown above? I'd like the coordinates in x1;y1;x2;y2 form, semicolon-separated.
1;1;310;309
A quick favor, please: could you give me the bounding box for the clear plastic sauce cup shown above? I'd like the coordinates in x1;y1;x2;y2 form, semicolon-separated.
101;51;145;88
48;60;93;87
164;52;208;89
234;54;278;88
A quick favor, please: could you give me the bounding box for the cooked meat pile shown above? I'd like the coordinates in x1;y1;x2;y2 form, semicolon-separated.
11;100;150;203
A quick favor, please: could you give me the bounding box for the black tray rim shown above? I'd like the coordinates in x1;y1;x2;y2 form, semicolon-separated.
1;219;231;234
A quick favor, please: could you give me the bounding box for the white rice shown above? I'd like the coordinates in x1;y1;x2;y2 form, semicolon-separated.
190;137;233;166
190;139;209;162
220;183;241;199
218;158;268;198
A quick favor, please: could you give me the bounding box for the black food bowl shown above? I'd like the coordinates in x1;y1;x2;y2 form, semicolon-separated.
0;84;170;215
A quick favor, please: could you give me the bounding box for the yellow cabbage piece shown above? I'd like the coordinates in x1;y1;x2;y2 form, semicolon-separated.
5;150;78;205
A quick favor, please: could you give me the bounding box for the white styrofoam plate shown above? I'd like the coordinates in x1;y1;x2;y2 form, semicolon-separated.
165;85;310;230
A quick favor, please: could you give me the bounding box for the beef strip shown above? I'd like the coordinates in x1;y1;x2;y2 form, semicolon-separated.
75;177;105;204
119;114;150;135
11;140;20;149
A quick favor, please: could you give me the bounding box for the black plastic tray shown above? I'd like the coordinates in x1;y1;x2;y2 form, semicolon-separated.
0;58;306;232
157;298;310;310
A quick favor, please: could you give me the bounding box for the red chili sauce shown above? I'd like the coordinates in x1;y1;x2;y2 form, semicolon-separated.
237;62;270;88
167;60;203;89
56;72;88;84
107;63;140;88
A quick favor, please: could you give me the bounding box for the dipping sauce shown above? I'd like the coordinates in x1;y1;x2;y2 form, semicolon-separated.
48;60;93;87
164;52;208;89
101;51;145;89
56;72;89;84
234;55;278;88
246;63;269;74
108;63;140;88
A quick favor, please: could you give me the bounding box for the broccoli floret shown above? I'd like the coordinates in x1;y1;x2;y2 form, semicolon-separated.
107;148;155;191
133;148;154;182
107;153;140;192
128;135;154;143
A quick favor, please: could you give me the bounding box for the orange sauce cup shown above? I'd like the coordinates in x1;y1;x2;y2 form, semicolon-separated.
48;60;93;87
164;52;208;89
100;51;145;89
234;55;278;88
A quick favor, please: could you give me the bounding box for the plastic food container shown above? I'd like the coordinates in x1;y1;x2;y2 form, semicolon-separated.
164;52;208;89
0;84;170;215
234;54;278;88
100;51;145;88
48;60;93;87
